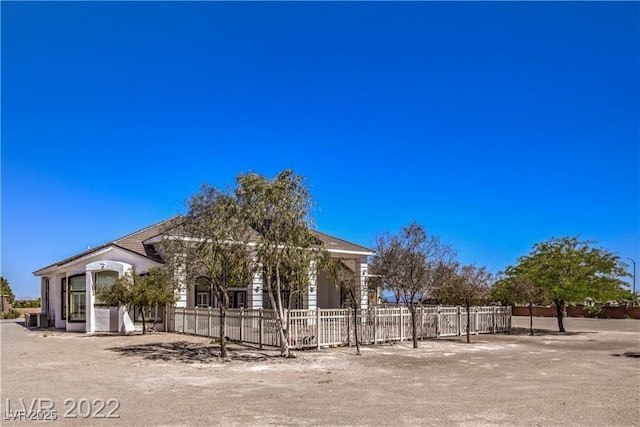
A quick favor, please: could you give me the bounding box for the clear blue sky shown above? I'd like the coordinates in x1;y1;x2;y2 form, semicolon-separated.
2;2;638;298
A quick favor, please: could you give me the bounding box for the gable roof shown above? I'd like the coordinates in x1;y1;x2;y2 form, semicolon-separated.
34;218;374;276
33;219;173;275
309;230;374;255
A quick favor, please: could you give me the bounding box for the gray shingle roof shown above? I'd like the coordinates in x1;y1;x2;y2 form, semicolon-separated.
34;218;374;275
33;219;172;275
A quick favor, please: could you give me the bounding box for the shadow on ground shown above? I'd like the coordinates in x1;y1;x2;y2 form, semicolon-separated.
108;341;275;363
508;327;588;336
611;352;640;359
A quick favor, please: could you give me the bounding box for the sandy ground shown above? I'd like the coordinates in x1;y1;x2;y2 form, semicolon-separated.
1;317;638;426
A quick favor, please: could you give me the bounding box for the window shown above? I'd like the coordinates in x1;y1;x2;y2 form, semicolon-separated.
44;278;50;314
94;271;118;306
262;290;301;310
134;305;164;322
195;277;214;308
61;277;67;320
68;274;86;322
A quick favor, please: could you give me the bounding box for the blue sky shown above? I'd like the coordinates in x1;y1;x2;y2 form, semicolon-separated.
2;2;638;298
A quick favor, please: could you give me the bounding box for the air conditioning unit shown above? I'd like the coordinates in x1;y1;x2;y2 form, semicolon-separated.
26;313;38;327
36;313;49;328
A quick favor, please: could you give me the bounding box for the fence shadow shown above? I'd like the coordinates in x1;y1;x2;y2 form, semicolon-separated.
108;341;276;363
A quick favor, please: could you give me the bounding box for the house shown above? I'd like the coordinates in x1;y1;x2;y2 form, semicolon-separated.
33;218;375;333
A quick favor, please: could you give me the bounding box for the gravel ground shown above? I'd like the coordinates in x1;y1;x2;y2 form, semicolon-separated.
1;316;638;426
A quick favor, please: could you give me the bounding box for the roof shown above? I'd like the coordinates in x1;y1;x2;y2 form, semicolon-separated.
34;218;374;276
309;230;374;255
33;218;173;275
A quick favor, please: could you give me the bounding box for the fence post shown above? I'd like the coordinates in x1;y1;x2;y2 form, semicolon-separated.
259;308;264;349
194;307;199;334
316;308;321;350
457;306;461;336
436;306;440;339
373;306;378;344
347;308;352;347
239;307;244;343
492;306;496;333
182;308;186;333
475;308;479;335
400;308;404;342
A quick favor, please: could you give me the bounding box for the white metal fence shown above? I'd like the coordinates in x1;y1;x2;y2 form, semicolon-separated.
169;306;511;349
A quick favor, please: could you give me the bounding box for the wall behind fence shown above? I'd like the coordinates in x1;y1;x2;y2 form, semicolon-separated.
512;305;640;319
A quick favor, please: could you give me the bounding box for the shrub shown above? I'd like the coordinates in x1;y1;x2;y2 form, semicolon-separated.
1;309;23;319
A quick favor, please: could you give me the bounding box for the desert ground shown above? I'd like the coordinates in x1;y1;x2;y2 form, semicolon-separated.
1;316;638;426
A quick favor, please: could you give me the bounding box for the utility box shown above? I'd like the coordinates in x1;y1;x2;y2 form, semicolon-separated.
25;313;38;327
36;313;49;328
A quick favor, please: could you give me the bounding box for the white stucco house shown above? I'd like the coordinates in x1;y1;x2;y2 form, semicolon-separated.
33;218;375;333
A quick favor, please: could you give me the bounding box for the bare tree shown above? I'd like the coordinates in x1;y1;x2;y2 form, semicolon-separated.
326;257;366;355
162;184;253;358
373;222;454;348
431;263;492;343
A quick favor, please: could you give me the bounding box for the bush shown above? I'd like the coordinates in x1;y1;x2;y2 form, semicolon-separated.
586;303;603;318
1;309;23;319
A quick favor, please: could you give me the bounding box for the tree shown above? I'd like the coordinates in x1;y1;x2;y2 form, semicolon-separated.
373;222;454;348
492;268;548;335
503;236;629;332
431;263;492;343
326;257;366;355
0;277;16;305
96;268;179;334
235;170;324;357
162;184;253;358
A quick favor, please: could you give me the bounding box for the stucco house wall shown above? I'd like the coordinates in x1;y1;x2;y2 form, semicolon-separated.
34;219;375;333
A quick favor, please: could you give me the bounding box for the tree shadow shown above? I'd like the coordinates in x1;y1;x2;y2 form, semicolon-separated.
508;327;588;336
108;341;276;364
611;352;640;359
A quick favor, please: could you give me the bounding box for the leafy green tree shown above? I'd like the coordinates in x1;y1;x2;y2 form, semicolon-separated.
96;268;179;334
162;184;253;358
373;222;454;348
0;277;16;305
431;263;492;343
492;269;548;335
502;237;629;332
235;170;324;357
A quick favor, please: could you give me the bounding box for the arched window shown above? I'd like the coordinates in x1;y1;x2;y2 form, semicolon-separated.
195;277;214;308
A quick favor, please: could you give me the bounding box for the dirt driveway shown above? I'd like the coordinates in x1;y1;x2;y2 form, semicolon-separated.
1;317;638;426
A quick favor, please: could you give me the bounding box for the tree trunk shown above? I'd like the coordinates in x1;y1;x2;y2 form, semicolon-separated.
219;291;228;358
528;302;534;336
555;299;566;332
271;273;290;358
623;302;629;319
141;306;146;335
353;306;361;356
466;306;471;344
410;306;418;348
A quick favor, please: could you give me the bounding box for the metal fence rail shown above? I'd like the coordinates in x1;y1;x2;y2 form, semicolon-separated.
169;305;511;349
